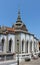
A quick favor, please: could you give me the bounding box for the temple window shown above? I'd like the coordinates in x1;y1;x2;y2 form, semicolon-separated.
26;41;28;53
22;40;24;53
1;38;5;51
9;39;12;52
34;41;36;52
30;41;32;53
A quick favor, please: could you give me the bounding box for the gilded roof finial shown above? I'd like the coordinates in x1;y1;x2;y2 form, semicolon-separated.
18;9;20;17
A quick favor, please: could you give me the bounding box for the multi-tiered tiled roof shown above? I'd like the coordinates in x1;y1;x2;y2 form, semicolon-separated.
12;10;28;32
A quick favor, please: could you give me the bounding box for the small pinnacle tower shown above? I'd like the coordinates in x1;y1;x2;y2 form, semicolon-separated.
16;9;22;23
12;10;28;32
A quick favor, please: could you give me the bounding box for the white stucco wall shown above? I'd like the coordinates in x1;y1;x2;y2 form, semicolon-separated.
0;34;7;53
26;34;30;53
29;35;34;52
21;33;34;54
0;33;39;56
0;34;15;53
21;33;26;41
34;38;39;53
26;34;29;41
8;34;15;53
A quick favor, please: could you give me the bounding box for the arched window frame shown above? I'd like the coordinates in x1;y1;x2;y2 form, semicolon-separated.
22;39;24;53
9;38;13;52
1;38;5;51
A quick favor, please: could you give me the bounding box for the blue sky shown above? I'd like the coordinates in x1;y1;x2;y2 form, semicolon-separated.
0;0;40;39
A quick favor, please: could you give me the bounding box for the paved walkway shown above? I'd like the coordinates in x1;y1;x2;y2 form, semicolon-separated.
0;60;17;65
20;58;40;65
0;58;40;65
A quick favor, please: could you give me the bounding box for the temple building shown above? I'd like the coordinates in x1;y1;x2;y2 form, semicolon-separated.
39;41;40;51
0;10;39;61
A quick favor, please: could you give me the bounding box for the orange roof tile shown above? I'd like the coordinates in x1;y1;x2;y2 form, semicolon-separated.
6;28;15;32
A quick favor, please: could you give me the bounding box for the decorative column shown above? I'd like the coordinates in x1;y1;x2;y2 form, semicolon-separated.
32;41;34;53
17;40;19;65
4;39;6;53
21;41;22;54
37;41;39;52
28;41;30;53
6;35;9;52
24;41;25;53
28;35;30;54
